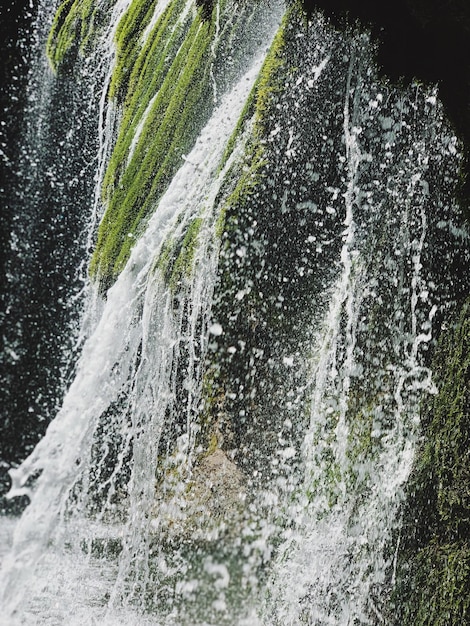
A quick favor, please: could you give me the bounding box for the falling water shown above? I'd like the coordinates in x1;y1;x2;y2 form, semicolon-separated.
0;1;284;622
0;2;468;625
261;31;466;626
0;0;137;479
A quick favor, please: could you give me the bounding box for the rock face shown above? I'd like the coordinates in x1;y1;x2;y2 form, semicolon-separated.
2;0;469;621
152;448;247;543
392;300;470;625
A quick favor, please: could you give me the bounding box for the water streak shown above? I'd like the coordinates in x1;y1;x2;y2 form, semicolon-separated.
0;4;466;625
0;40;278;623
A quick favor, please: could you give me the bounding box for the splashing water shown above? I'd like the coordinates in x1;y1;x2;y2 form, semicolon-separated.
0;3;468;626
262;38;458;626
0;2;283;622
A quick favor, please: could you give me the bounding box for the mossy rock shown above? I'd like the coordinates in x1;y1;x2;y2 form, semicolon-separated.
47;0;115;70
393;299;470;625
153;216;204;294
90;7;215;287
86;0;272;289
394;541;470;626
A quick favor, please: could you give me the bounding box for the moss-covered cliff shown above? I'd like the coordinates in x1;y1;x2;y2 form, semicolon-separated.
47;0;115;69
48;0;275;291
91;0;215;287
43;0;470;622
392;299;470;625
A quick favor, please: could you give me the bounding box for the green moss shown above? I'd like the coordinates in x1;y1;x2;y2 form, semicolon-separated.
393;299;470;625
46;0;76;69
206;432;218;455
97;0;288;287
151;216;204;294
108;0;160;101
168;217;203;292
219;5;287;173
105;0;188;174
252;17;287;134
57;0;285;290
218;79;258;173
47;0;112;71
345;401;380;491
428;306;470;536
214;204;227;241
396;542;470;626
411;300;470;542
152;233;175;282
213;11;290;256
90;1;227;287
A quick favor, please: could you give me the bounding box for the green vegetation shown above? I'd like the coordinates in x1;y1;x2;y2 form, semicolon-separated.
48;0;227;289
89;0;271;289
47;0;114;70
47;0;287;290
90;2;217;287
392;299;470;625
216;17;288;176
153;216;204;293
108;0;162;102
168;217;203;291
214;9;288;259
396;541;470;625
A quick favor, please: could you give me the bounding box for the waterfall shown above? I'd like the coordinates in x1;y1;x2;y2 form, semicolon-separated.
0;0;137;485
0;1;468;625
263;51;441;624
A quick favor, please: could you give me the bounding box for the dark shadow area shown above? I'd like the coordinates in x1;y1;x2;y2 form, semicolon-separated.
1;1;38;515
0;3;100;512
299;0;470;207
